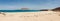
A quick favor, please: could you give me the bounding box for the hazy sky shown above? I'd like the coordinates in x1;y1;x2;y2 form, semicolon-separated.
0;0;60;10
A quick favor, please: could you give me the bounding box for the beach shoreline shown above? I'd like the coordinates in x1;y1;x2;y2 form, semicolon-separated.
0;11;60;21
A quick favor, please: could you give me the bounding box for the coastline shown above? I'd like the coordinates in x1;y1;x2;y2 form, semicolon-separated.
0;11;60;21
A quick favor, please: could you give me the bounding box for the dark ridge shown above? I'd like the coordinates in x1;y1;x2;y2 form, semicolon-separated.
40;9;48;11
52;7;60;12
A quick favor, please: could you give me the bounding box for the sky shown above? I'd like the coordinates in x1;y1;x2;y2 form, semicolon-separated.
0;0;60;10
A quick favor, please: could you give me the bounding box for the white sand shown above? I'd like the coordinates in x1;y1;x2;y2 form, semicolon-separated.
0;11;60;21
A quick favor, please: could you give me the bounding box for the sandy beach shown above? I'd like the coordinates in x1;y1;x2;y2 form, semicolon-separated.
0;11;60;21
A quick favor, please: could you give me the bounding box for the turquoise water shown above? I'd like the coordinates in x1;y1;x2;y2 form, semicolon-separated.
0;10;40;12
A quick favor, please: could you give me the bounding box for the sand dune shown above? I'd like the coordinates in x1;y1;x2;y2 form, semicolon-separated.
0;11;60;21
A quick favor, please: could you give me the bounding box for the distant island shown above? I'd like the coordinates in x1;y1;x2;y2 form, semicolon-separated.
20;8;30;10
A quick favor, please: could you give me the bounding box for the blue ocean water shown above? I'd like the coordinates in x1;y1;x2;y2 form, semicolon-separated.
0;10;40;12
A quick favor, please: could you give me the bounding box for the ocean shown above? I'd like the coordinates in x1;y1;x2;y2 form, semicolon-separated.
0;10;40;12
